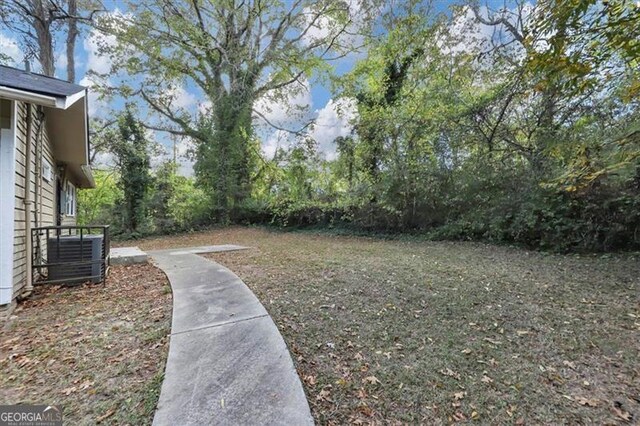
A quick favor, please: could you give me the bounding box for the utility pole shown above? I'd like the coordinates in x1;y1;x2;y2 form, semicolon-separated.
172;136;177;166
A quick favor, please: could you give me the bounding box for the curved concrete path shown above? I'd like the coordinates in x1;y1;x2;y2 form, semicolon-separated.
150;246;313;426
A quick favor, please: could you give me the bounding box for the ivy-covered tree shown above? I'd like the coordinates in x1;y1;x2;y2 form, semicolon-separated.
112;109;152;235
335;136;356;189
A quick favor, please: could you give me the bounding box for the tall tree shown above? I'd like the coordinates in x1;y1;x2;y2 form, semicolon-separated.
112;109;152;235
335;136;356;188
96;0;372;220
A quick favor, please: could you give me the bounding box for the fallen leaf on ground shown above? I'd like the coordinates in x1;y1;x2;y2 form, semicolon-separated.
357;405;374;417
96;408;116;423
575;396;599;407
78;380;94;390
62;386;77;395
452;411;466;421
363;376;381;385
612;401;632;422
440;368;461;380
316;389;332;402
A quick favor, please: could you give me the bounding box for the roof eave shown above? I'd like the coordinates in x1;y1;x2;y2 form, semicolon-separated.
81;164;96;189
0;85;63;108
0;85;85;110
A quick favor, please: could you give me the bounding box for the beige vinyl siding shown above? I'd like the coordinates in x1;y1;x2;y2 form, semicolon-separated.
61;216;77;226
12;101;67;301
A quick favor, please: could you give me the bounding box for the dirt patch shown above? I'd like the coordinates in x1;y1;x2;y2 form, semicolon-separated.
0;263;172;425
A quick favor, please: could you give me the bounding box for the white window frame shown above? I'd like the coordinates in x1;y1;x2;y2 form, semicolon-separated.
65;181;76;217
42;158;53;182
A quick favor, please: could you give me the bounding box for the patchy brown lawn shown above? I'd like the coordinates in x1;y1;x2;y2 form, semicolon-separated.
136;227;640;425
0;263;172;425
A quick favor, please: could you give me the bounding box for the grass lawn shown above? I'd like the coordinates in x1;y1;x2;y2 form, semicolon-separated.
138;227;639;424
0;263;172;425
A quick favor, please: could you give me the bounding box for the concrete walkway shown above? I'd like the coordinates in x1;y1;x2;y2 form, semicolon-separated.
150;246;313;426
110;246;148;265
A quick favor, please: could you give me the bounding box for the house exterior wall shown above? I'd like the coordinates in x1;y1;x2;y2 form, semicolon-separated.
11;101;77;302
0;99;16;306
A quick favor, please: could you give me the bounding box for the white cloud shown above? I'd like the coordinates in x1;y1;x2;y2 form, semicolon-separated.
55;52;68;75
308;98;357;160
254;78;312;128
178;160;195;177
81;13;132;118
302;8;333;45
92;150;114;167
302;0;367;51
262;129;293;159
0;34;22;65
81;26;118;118
156;135;196;177
439;6;493;56
175;137;194;157
83;9;136;77
84;29;116;74
174;137;196;177
149;139;169;170
198;100;212;115
166;85;197;109
442;3;533;60
258;97;357;160
254;79;315;160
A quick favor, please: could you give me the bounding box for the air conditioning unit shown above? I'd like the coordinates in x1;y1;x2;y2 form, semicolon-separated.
47;234;105;284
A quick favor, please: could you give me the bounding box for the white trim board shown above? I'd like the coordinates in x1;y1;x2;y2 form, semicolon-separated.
0;100;16;305
0;86;85;110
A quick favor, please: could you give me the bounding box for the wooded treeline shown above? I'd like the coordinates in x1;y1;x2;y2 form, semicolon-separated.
4;0;637;251
86;0;640;251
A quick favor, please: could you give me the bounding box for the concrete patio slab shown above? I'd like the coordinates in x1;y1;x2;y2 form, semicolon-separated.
150;247;313;426
110;246;148;265
155;244;249;256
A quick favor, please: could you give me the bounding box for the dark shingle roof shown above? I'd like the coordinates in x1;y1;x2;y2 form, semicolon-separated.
0;64;85;98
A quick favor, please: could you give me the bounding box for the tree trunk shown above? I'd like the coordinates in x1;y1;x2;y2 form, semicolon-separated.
197;85;255;222
33;0;55;76
66;0;78;82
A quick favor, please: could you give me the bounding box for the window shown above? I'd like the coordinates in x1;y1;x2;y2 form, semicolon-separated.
42;158;53;182
65;182;76;216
